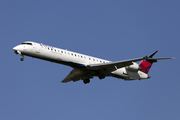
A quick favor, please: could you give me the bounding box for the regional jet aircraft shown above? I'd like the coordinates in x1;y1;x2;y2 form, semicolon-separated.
13;41;174;84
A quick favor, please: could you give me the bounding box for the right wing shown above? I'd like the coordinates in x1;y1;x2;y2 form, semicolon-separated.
86;57;148;72
86;57;174;71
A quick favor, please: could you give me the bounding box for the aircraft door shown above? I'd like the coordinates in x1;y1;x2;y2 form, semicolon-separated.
34;43;41;53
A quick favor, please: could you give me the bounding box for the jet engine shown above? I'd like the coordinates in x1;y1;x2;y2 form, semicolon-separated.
125;62;141;72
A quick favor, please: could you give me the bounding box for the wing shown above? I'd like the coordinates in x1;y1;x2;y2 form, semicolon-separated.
87;57;174;73
61;69;84;83
86;57;147;71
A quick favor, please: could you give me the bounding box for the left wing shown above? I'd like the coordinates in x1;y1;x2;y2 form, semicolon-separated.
61;69;84;83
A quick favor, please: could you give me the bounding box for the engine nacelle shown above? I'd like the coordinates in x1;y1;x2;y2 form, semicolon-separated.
125;62;141;72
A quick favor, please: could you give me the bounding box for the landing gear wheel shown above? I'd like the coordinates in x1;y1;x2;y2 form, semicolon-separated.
99;75;105;79
20;58;24;61
20;54;24;61
83;79;90;84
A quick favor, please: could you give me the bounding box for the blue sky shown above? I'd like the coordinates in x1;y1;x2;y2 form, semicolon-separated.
0;0;179;120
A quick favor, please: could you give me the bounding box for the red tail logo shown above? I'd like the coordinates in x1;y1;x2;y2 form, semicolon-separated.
139;60;152;74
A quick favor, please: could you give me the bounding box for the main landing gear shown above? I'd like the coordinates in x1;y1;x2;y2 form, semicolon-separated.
83;79;90;84
83;74;106;84
98;74;105;80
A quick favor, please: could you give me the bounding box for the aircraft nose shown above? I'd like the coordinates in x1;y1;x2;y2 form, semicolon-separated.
13;45;22;54
13;46;18;51
13;45;22;51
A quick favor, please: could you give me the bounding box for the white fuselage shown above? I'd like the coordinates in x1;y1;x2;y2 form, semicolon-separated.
13;41;150;81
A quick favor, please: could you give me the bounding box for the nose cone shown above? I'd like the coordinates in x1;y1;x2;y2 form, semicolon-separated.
13;46;18;51
13;45;23;54
13;45;22;51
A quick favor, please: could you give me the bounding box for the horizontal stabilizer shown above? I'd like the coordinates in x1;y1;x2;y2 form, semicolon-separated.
147;57;175;60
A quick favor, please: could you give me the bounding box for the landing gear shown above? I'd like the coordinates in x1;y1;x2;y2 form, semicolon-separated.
83;79;90;84
98;75;105;79
20;54;24;61
14;50;25;61
20;58;24;61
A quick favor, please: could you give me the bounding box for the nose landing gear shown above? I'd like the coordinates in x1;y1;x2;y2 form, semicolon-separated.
14;50;25;61
20;56;24;61
20;54;24;61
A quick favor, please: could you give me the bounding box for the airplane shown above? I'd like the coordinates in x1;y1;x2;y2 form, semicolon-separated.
13;41;174;84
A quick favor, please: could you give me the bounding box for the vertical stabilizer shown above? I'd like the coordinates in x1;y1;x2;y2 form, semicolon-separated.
139;51;158;74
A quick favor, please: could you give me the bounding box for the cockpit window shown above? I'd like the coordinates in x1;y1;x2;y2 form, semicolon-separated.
21;43;32;45
27;43;32;45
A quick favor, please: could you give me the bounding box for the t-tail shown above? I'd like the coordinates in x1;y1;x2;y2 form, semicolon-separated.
139;51;174;74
